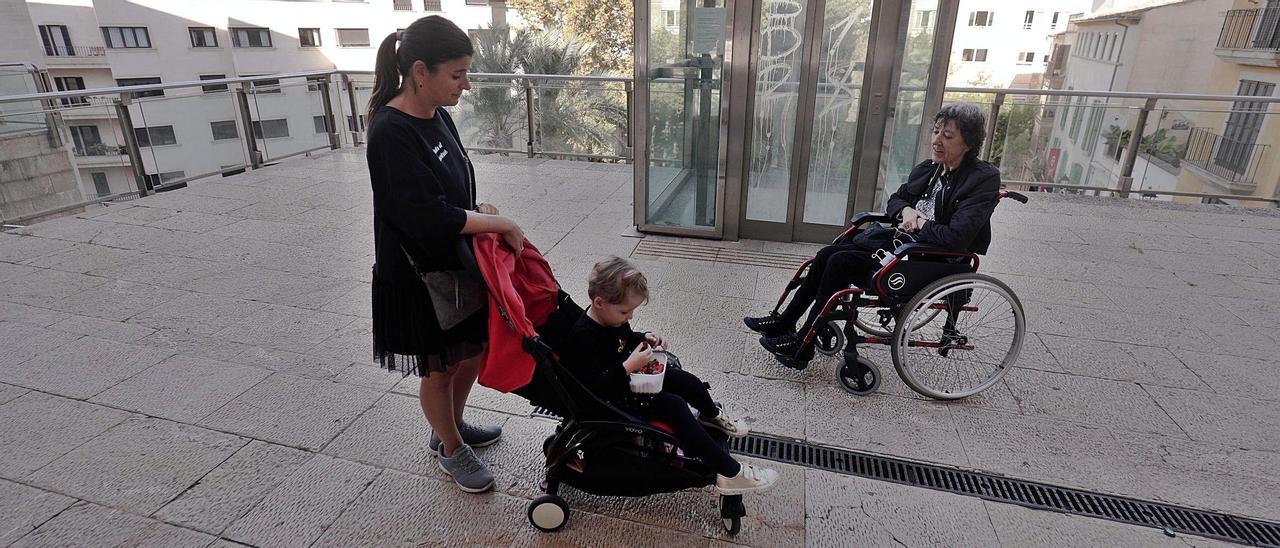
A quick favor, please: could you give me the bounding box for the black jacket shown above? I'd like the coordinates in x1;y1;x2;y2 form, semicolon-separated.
885;157;1001;254
368;106;477;284
559;312;648;402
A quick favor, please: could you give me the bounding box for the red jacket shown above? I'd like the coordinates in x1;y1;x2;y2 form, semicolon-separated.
473;233;558;393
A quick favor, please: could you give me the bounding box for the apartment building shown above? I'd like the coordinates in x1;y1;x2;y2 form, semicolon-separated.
1174;0;1280;205
938;0;1090;88
16;0;513;204
1045;0;1230;198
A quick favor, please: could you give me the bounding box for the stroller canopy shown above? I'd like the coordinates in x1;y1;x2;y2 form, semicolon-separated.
473;233;559;393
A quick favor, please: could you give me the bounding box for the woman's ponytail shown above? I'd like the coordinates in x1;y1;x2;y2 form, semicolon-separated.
366;32;402;123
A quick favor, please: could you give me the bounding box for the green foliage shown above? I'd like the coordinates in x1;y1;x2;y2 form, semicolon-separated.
508;0;632;74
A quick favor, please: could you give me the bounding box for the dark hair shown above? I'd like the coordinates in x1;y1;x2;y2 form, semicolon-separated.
934;103;986;160
366;16;474;122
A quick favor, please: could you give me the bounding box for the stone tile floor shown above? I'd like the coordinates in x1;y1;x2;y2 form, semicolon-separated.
1;148;1277;546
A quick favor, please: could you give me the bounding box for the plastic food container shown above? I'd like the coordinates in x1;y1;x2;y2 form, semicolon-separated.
629;351;668;394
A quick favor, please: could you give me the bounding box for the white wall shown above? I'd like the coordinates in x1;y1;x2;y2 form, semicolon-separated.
947;0;1092;88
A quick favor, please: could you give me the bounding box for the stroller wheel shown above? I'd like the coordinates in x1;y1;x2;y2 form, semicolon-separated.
722;517;741;535
837;355;880;396
528;494;570;532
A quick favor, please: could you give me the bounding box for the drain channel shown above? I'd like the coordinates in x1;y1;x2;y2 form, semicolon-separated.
730;433;1279;547
527;408;1278;546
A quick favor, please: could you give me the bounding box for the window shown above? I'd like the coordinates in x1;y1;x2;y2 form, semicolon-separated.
1083;101;1104;152
916;10;934;29
251;118;290;139
39;25;73;56
1023;10;1034;29
1069;97;1086;143
133;125;177;147
245;76;281;94
962;49;988;62
143;171;185;187
1216;80;1275;174
664;10;678;27
231;27;271;47
189;27;217;47
210;120;239;141
299;28;321;47
69;125;102;155
423;0;442;10
1060;90;1073;130
54;76;87;106
968;11;993;26
1107;33;1117;61
1043;54;1050;63
116;77;163;98
91;172;110;196
306;75;327;91
1017;51;1035;64
336;28;371;47
465;0;488;5
313;115;331;134
393;0;413;9
1051;12;1060;29
200;74;228;93
347;114;366;131
101;26;150;48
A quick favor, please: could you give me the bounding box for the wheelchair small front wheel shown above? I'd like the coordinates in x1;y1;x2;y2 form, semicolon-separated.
891;273;1024;400
837;355;880;396
814;320;844;356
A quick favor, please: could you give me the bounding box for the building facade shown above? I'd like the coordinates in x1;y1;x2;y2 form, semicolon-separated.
941;0;1090;88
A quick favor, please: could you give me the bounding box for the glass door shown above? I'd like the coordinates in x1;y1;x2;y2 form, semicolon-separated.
636;0;733;236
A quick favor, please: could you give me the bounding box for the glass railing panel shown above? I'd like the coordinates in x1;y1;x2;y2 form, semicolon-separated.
453;77;524;154
245;77;333;163
532;78;627;160
127;82;250;192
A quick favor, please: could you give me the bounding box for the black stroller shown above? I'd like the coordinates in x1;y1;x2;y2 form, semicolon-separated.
508;291;748;534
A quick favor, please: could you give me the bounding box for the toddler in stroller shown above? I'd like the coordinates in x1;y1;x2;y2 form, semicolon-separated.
558;257;778;496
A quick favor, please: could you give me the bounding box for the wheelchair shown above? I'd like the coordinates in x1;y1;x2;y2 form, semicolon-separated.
771;190;1028;400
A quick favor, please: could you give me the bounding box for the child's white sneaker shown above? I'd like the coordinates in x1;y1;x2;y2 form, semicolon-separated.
700;407;749;438
715;462;779;495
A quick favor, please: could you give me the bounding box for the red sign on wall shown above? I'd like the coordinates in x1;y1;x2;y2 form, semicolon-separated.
1045;148;1061;181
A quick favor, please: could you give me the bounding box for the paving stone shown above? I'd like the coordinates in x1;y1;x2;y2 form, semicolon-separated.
0;234;75;263
0;336;173;399
0;382;29;405
0;392;133;478
482;415;561;500
213;304;357;353
1003;368;1184;435
985;500;1238;547
48;314;156;343
1145;386;1280;451
223;454;380;548
805;470;998;547
135;328;254;363
464;383;541;417
29;417;244;514
1039;334;1209;389
22;243;144;274
1120;432;1280;522
1171;349;1280;402
228;346;355;379
84;203;175;225
311;317;374;364
91;355;271;422
511;507;713;548
693;369;807;440
322;392;443;476
145;210;231;233
0;479;76;546
0;261;39;283
0;302;71;327
318;283;372;318
331;362;400;392
10;501;215;548
0;320;83;367
133;191;252;215
128;292;267;336
88;222;230;257
0;268;109;307
46;279;188;322
199;373;383;450
806;385;970;468
156;441;312;535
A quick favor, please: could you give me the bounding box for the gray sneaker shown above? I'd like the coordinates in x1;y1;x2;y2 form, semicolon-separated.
430;422;502;454
437;444;495;493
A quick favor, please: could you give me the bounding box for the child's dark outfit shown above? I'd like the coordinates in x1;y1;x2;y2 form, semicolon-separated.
559;310;740;477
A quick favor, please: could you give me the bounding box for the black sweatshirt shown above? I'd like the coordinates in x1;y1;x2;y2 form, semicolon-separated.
559;310;648;402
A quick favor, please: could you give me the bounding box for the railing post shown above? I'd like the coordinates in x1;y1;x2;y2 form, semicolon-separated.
234;83;263;169
981;92;1005;162
624;79;634;162
342;74;363;146
524;78;536;158
114;94;150;197
1117;97;1157;198
319;75;341;150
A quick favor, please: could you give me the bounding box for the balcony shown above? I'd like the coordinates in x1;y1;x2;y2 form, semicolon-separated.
1215;8;1280;66
43;45;110;68
71;143;129;167
1180;127;1266;194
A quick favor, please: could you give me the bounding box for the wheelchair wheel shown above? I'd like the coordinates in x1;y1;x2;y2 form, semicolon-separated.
891;273;1024;400
855;305;942;338
814;320;845;356
837;355;880;396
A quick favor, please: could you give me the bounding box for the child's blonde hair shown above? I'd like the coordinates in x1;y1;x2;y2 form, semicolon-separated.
587;256;649;305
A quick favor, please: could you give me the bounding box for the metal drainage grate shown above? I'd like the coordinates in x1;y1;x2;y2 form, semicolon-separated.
730;433;1280;547
530;406;561;422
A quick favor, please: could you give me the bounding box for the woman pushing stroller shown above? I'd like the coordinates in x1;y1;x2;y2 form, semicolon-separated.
559;257;779;495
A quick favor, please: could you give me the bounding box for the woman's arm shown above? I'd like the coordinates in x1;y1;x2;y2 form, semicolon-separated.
461;211;525;254
918;169;1001;250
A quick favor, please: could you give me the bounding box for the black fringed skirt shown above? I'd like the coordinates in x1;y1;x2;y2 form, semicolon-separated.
371;271;487;377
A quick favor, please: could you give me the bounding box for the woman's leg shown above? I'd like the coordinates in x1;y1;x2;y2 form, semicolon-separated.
661;368;718;418
780;243;863;326
646;393;740;477
449;348;485;428
799;250;879;333
420;369;463;457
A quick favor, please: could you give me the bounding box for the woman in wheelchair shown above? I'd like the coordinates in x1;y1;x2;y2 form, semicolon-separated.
745;103;1002;370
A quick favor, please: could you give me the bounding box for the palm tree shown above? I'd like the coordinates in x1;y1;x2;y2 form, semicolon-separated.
521;28;626;158
462;26;531;150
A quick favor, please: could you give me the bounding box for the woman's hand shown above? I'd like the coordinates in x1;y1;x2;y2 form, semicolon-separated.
477;202;499;215
644;332;666;350
899;207;922;232
498;216;525;255
623;342;654;374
